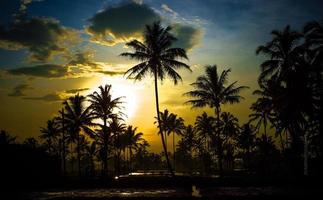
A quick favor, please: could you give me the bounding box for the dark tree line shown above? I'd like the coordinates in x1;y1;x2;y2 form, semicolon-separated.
1;21;322;181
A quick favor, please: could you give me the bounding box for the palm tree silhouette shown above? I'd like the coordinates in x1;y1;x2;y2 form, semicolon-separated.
304;21;323;160
40;119;59;155
180;125;197;158
219;112;239;169
185;65;248;176
121;21;191;176
195;112;215;152
237;123;256;170
63;93;94;177
0;130;16;145
155;109;185;171
110;117;126;175
88;84;124;176
124;125;144;171
256;25;302;83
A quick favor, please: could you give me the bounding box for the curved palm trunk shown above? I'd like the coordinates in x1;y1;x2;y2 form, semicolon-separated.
154;70;174;177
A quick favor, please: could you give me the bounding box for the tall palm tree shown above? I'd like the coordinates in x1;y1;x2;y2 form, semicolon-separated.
185;65;248;175
88;84;124;176
63;93;94;177
121;21;191;176
40;119;59;155
304;21;323;161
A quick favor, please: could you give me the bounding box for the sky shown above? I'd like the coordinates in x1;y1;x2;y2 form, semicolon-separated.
0;0;322;152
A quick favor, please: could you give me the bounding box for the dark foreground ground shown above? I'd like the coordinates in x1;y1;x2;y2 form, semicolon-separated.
2;175;323;200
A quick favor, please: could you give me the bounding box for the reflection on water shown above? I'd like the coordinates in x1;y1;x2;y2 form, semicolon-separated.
30;186;292;199
31;188;187;200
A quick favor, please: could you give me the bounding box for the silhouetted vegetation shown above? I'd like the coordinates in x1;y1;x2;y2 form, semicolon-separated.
1;21;322;197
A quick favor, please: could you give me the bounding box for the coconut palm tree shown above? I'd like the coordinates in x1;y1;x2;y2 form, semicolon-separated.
155;109;185;170
185;65;248;176
124;125;144;171
304;21;323;161
88;84;124;176
40;119;59;155
110;117;126;175
220;112;239;139
195;112;215;152
63;93;94;177
256;25;302;83
121;21;191;176
237;123;256;170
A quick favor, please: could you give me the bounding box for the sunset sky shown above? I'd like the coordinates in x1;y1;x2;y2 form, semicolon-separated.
0;0;322;152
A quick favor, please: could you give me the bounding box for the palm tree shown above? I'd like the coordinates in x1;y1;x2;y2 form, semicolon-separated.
88;84;124;176
304;21;323;161
63;93;94;177
237;123;256;170
156;109;185;170
185;65;248;175
195;112;215;151
0;130;16;146
121;21;191;176
110;117;126;175
85;141;97;176
220;112;239;141
124;125;144;171
256;25;302;83
180;125;197;157
40;119;59;155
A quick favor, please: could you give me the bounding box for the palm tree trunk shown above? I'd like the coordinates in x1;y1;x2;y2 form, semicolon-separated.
154;69;174;177
279;131;285;151
129;147;132;171
173;132;175;172
61;108;66;175
216;106;223;177
103;117;108;177
304;131;308;176
77;132;81;178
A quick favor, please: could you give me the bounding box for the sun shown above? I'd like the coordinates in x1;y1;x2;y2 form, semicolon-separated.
110;82;138;120
86;76;139;121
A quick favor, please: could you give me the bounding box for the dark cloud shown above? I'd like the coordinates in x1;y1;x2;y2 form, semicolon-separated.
23;93;63;102
86;2;202;50
7;64;68;78
97;70;125;76
86;2;160;46
67;51;99;68
65;88;89;94
0;17;79;61
8;83;33;97
172;24;202;51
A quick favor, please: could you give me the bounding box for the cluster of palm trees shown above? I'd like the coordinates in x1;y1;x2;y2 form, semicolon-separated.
6;20;322;178
250;21;323;175
39;85;147;177
122;20;323;177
